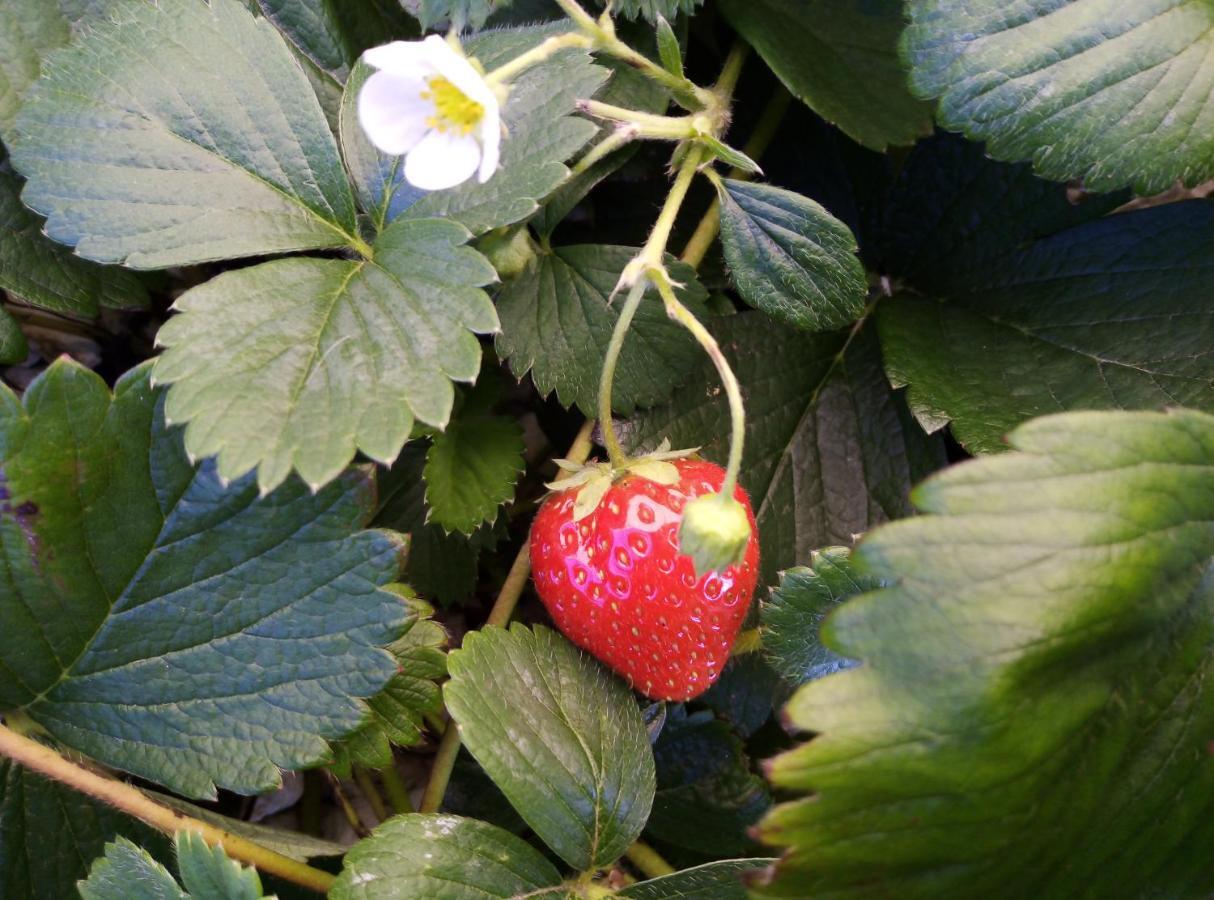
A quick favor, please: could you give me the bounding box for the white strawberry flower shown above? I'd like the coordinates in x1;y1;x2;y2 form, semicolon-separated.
357;35;502;191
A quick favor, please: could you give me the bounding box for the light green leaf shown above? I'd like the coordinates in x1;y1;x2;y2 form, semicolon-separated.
719;0;932;150
757;408;1214;897
258;0;415;82
716;179;867;332
0;360;406;799
0;0;73;142
762;548;873;687
341;24;606;236
153;216;498;494
646;708;770;856
331;814;565;900
79;833;271;900
620;859;773;898
655;15;683;77
329;587;448;776
0;165;147;316
11;0;360;267
0;761;172;900
590;0;703;22
878;200;1214;454
424;415;524;533
623;314;945;586
701;138;762;175
904;0;1214;194
0;308;26;365
496;245;710;415
444;624;656;870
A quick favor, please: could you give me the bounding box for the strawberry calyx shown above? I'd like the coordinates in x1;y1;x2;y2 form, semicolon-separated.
678;492;752;575
545;438;699;522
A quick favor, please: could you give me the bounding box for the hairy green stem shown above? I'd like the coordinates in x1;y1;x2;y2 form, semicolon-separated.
418;419;597;815
596;281;647;469
625;840;677;878
378;763;413;815
485;32;593;85
0;724;336;894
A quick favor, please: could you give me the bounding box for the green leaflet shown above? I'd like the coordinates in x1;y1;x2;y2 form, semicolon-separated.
153;216;498;494
444;624;656;871
591;0;703;22
904;0;1214;194
424;414;524;534
620;859;774;898
0;761;173;900
331;814;565;899
79;833;269;900
761;548;873;687
623;314;945;586
0;360;406;799
11;0;359;267
719;0;932;150
757;409;1214;898
495;245;710;416
715;179;867;332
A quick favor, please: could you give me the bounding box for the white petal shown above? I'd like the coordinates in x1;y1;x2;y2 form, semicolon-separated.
421;35;498;111
363;41;433;80
478;118;501;183
358;70;432;156
405;130;482;191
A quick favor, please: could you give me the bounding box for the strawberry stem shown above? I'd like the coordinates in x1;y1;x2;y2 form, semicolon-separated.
597;280;647;468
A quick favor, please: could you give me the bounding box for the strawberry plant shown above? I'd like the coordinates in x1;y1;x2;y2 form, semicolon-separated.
0;1;1211;898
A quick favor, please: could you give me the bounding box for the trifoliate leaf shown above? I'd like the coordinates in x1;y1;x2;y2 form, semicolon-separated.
903;0;1214;194
762;548;873;687
716;179;867;332
756;408;1214;898
445;624;656;870
878;199;1214;454
0;165;147;316
591;0;703;22
79;833;270;900
258;0;415;82
0;761;173;900
153;216;498;494
328;588;448;776
0;360;406;799
496;245;710;415
424;414;524;534
330;814;565;900
719;0;932;150
620;860;774;899
11;0;360;267
645;708;770;856
623;314;946;586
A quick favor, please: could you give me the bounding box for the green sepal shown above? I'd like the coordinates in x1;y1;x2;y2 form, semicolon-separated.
678;492;752;575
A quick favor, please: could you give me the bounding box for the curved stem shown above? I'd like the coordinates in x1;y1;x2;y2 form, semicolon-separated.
418;419;597;815
485;32;592;85
596;281;646;468
0;724;336;894
625;840;676;879
656;279;745;499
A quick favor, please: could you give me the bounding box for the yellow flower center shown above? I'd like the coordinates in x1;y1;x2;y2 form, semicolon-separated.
421;76;484;135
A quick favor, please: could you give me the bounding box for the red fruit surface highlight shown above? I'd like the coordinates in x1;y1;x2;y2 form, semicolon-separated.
529;458;759;701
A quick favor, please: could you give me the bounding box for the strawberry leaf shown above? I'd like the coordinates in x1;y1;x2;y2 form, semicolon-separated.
11;0;360;267
258;0;415;82
904;0;1214;193
80;833;269;900
153;217;498;494
620;859;775;898
0;309;25;366
623;314;945;586
444;624;656;870
757;409;1214;897
0;360;406;799
716;179;867;332
331;813;564;899
424;414;524;534
718;0;932;150
496;245;710;415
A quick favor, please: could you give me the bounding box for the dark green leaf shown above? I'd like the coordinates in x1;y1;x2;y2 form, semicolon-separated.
424;415;524;533
655;16;683;77
444;624;656;870
758;408;1214;898
878;200;1214;453
0;761;172;900
12;0;360;267
0;166;147;316
0;308;26;365
716;179;867;331
258;0;415;81
153;216;497;493
646;708;770;856
620;859;774;898
719;0;932;150
590;0;703;23
903;0;1214;193
0;360;405;798
623;314;946;586
697;653;781;738
762;548;874;687
330;813;565;900
79;833;269;900
496;245;710;415
401;0;507;30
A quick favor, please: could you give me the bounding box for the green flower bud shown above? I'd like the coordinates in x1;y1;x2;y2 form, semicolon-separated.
678;492;751;576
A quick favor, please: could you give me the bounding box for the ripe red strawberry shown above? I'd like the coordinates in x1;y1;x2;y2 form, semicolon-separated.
530;457;759;701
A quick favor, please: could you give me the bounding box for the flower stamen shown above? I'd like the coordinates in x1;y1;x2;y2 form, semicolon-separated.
421;76;484;135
